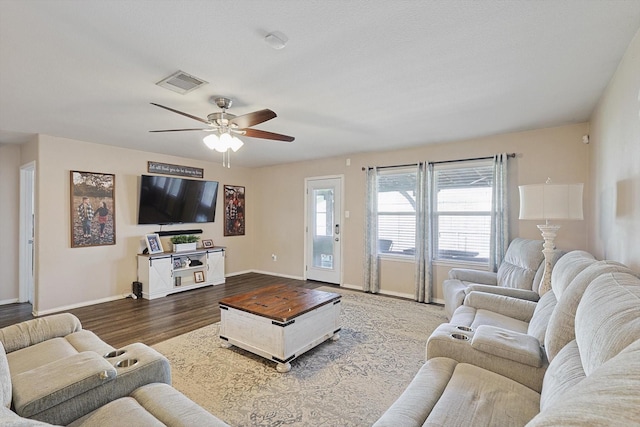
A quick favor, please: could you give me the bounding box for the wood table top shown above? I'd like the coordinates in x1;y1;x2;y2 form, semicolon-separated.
219;284;341;322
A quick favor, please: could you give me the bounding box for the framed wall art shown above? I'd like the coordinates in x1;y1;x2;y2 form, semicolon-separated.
224;185;245;236
71;171;115;248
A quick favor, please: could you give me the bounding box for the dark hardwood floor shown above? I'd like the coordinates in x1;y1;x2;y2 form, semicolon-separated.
0;273;330;349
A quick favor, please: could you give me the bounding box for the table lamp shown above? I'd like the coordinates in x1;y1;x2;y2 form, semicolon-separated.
519;179;583;295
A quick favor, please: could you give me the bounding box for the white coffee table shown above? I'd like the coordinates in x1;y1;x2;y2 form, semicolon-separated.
219;284;341;372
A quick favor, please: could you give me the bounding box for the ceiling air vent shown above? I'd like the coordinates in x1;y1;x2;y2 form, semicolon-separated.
156;70;208;95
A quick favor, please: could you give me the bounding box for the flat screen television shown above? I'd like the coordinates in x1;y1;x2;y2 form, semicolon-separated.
137;175;219;225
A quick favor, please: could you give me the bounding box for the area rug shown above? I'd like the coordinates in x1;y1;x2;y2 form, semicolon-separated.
152;287;447;426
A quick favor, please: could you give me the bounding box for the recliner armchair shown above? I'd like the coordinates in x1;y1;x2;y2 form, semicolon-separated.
443;238;548;319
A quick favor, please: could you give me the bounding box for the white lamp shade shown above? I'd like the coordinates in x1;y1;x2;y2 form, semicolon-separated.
214;132;232;152
203;133;220;150
519;183;584;220
229;136;244;152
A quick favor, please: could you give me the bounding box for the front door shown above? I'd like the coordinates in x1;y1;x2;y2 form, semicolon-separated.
305;177;342;284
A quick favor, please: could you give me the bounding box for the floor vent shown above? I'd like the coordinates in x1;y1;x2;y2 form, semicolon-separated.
156;70;208;94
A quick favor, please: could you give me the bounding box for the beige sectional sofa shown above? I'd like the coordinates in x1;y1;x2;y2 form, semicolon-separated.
374;252;640;426
0;314;228;426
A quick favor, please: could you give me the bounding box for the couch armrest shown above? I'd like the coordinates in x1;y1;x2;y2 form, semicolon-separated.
471;325;542;367
464;292;537;322
448;268;497;285
465;284;540;302
0;314;82;354
426;324;547;392
30;342;171;425
12;352;116;418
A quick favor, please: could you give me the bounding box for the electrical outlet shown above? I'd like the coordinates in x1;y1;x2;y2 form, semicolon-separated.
271;254;277;261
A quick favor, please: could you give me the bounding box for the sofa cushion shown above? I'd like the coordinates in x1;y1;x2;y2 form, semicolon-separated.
131;383;231;427
548;250;595;297
544;261;633;362
538;340;585;411
12;352;117;418
471;325;542;368
470;310;529;334
373;358;458;426
576;272;640;376
65;330;115;355
0;313;82;354
426;363;540;426
0;343;10;409
529;339;640;427
0;406;53;426
496;238;544;290
67;396;164;427
526;290;557;344
7;338;78;377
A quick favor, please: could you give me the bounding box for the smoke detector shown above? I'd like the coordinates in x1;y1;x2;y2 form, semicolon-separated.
156;70;208;95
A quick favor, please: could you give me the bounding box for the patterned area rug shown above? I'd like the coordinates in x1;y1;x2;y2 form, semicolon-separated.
152;287;446;426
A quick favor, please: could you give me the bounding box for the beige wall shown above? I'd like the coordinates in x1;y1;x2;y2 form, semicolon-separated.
4;29;639;310
588;29;640;271
31;135;255;313
254;123;590;301
0;144;21;303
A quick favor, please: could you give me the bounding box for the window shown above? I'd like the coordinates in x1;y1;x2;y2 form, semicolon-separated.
434;161;493;263
376;168;417;256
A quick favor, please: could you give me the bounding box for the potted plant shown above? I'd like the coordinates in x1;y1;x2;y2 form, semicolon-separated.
170;235;200;252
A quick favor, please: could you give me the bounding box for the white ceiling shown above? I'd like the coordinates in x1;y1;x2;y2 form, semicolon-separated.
1;1;639;168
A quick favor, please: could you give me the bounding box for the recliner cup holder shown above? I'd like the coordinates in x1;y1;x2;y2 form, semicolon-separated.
456;326;473;332
451;333;470;341
104;350;126;358
115;358;138;368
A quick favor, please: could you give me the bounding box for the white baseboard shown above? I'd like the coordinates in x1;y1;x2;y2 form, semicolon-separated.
250;270;305;281
340;284;444;305
0;298;19;306
34;294;126;317
225;270;253;277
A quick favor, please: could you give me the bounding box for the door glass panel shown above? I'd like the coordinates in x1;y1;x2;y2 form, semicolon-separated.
312;188;334;269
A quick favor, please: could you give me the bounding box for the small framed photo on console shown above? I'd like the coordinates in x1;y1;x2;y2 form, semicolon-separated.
144;233;164;255
202;239;214;248
194;271;205;283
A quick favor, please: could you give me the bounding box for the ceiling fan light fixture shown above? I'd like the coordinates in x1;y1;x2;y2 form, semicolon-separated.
203;133;219;150
229;136;244;152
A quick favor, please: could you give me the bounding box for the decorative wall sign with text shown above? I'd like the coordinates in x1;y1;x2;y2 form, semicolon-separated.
147;161;204;178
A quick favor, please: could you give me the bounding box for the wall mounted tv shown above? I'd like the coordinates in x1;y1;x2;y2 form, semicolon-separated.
138;175;219;225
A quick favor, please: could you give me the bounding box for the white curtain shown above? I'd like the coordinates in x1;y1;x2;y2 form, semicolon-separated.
363;167;379;293
489;153;509;272
415;162;433;303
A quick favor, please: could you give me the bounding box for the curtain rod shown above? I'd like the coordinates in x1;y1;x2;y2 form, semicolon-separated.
430;152;516;165
361;162;422;171
361;153;516;171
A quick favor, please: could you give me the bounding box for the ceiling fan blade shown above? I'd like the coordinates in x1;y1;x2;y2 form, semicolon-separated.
243;128;295;142
230;109;277;128
150;103;209;124
149;128;210;133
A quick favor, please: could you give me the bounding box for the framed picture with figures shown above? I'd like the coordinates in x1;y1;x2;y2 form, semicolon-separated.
70;171;115;248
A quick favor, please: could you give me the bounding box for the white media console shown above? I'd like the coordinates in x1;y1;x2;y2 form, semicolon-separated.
137;247;225;300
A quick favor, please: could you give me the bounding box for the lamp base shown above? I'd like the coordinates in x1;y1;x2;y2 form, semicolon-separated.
537;223;561;296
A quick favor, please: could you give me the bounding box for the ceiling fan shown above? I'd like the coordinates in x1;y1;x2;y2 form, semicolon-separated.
149;97;295;143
